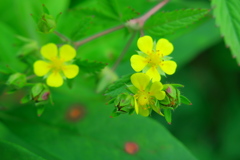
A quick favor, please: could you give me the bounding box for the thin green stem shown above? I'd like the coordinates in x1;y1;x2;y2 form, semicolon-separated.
74;25;125;48
112;32;137;71
54;31;71;42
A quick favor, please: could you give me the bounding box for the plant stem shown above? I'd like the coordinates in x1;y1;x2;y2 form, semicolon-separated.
74;25;125;48
139;0;169;24
54;31;71;42
128;0;169;29
112;32;136;71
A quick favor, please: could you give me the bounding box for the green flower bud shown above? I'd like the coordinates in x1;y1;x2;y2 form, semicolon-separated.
31;83;50;103
37;13;56;34
6;73;27;89
160;84;181;109
113;93;134;114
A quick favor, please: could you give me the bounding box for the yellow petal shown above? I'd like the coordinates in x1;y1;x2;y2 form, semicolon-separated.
62;64;79;79
134;97;139;114
131;73;150;91
156;38;173;56
40;43;58;60
155;91;166;100
33;60;51;77
139;106;150;117
161;61;177;75
130;55;147;72
59;44;76;62
146;67;161;82
150;81;163;95
149;81;165;100
46;72;63;87
137;36;153;55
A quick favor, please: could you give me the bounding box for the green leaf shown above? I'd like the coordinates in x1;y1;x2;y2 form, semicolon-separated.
0;64;12;74
120;6;140;22
180;95;192;105
104;74;131;97
0;140;46;160
76;59;107;74
98;0;120;20
211;0;240;64
145;9;209;36
96;67;118;93
20;94;31;104
164;109;172;124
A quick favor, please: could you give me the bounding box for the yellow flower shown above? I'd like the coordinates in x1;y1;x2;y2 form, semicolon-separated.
130;73;165;116
33;43;79;87
130;36;177;82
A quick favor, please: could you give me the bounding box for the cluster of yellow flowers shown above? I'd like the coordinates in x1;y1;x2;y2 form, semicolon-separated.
129;35;177;116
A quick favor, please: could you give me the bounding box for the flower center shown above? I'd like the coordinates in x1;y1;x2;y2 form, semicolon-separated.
50;57;64;72
137;90;150;106
147;52;162;67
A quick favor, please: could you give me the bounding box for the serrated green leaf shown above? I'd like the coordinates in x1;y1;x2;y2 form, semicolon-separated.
120;6;140;22
145;9;209;36
104;74;131;97
211;0;240;64
76;59;107;74
164;109;172;124
180;95;192;105
98;0;120;20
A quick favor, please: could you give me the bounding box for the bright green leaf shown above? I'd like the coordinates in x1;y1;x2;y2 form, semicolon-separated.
164;109;172;124
180;95;192;105
211;0;240;64
76;59;107;74
145;9;209;36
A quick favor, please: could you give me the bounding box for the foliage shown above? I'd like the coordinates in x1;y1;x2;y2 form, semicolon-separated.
1;0;240;159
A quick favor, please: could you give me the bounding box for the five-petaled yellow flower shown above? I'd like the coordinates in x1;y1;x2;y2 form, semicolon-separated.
33;43;79;87
130;73;165;117
130;36;177;82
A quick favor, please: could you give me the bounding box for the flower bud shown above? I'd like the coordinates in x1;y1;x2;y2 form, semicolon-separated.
113;93;134;114
37;13;56;34
31;83;50;103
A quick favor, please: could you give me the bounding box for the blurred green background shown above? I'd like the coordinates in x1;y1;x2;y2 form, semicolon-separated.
1;0;240;159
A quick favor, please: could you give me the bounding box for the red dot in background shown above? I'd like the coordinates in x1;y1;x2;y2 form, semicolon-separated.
66;105;85;122
125;142;139;154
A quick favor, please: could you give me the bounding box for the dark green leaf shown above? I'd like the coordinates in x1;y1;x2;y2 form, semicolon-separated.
0;140;46;160
211;0;240;64
145;9;209;36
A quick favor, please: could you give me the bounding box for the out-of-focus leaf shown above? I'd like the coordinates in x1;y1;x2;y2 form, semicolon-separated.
76;59;107;74
211;0;240;65
0;140;46;160
96;67;118;93
145;9;209;36
0;83;197;160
